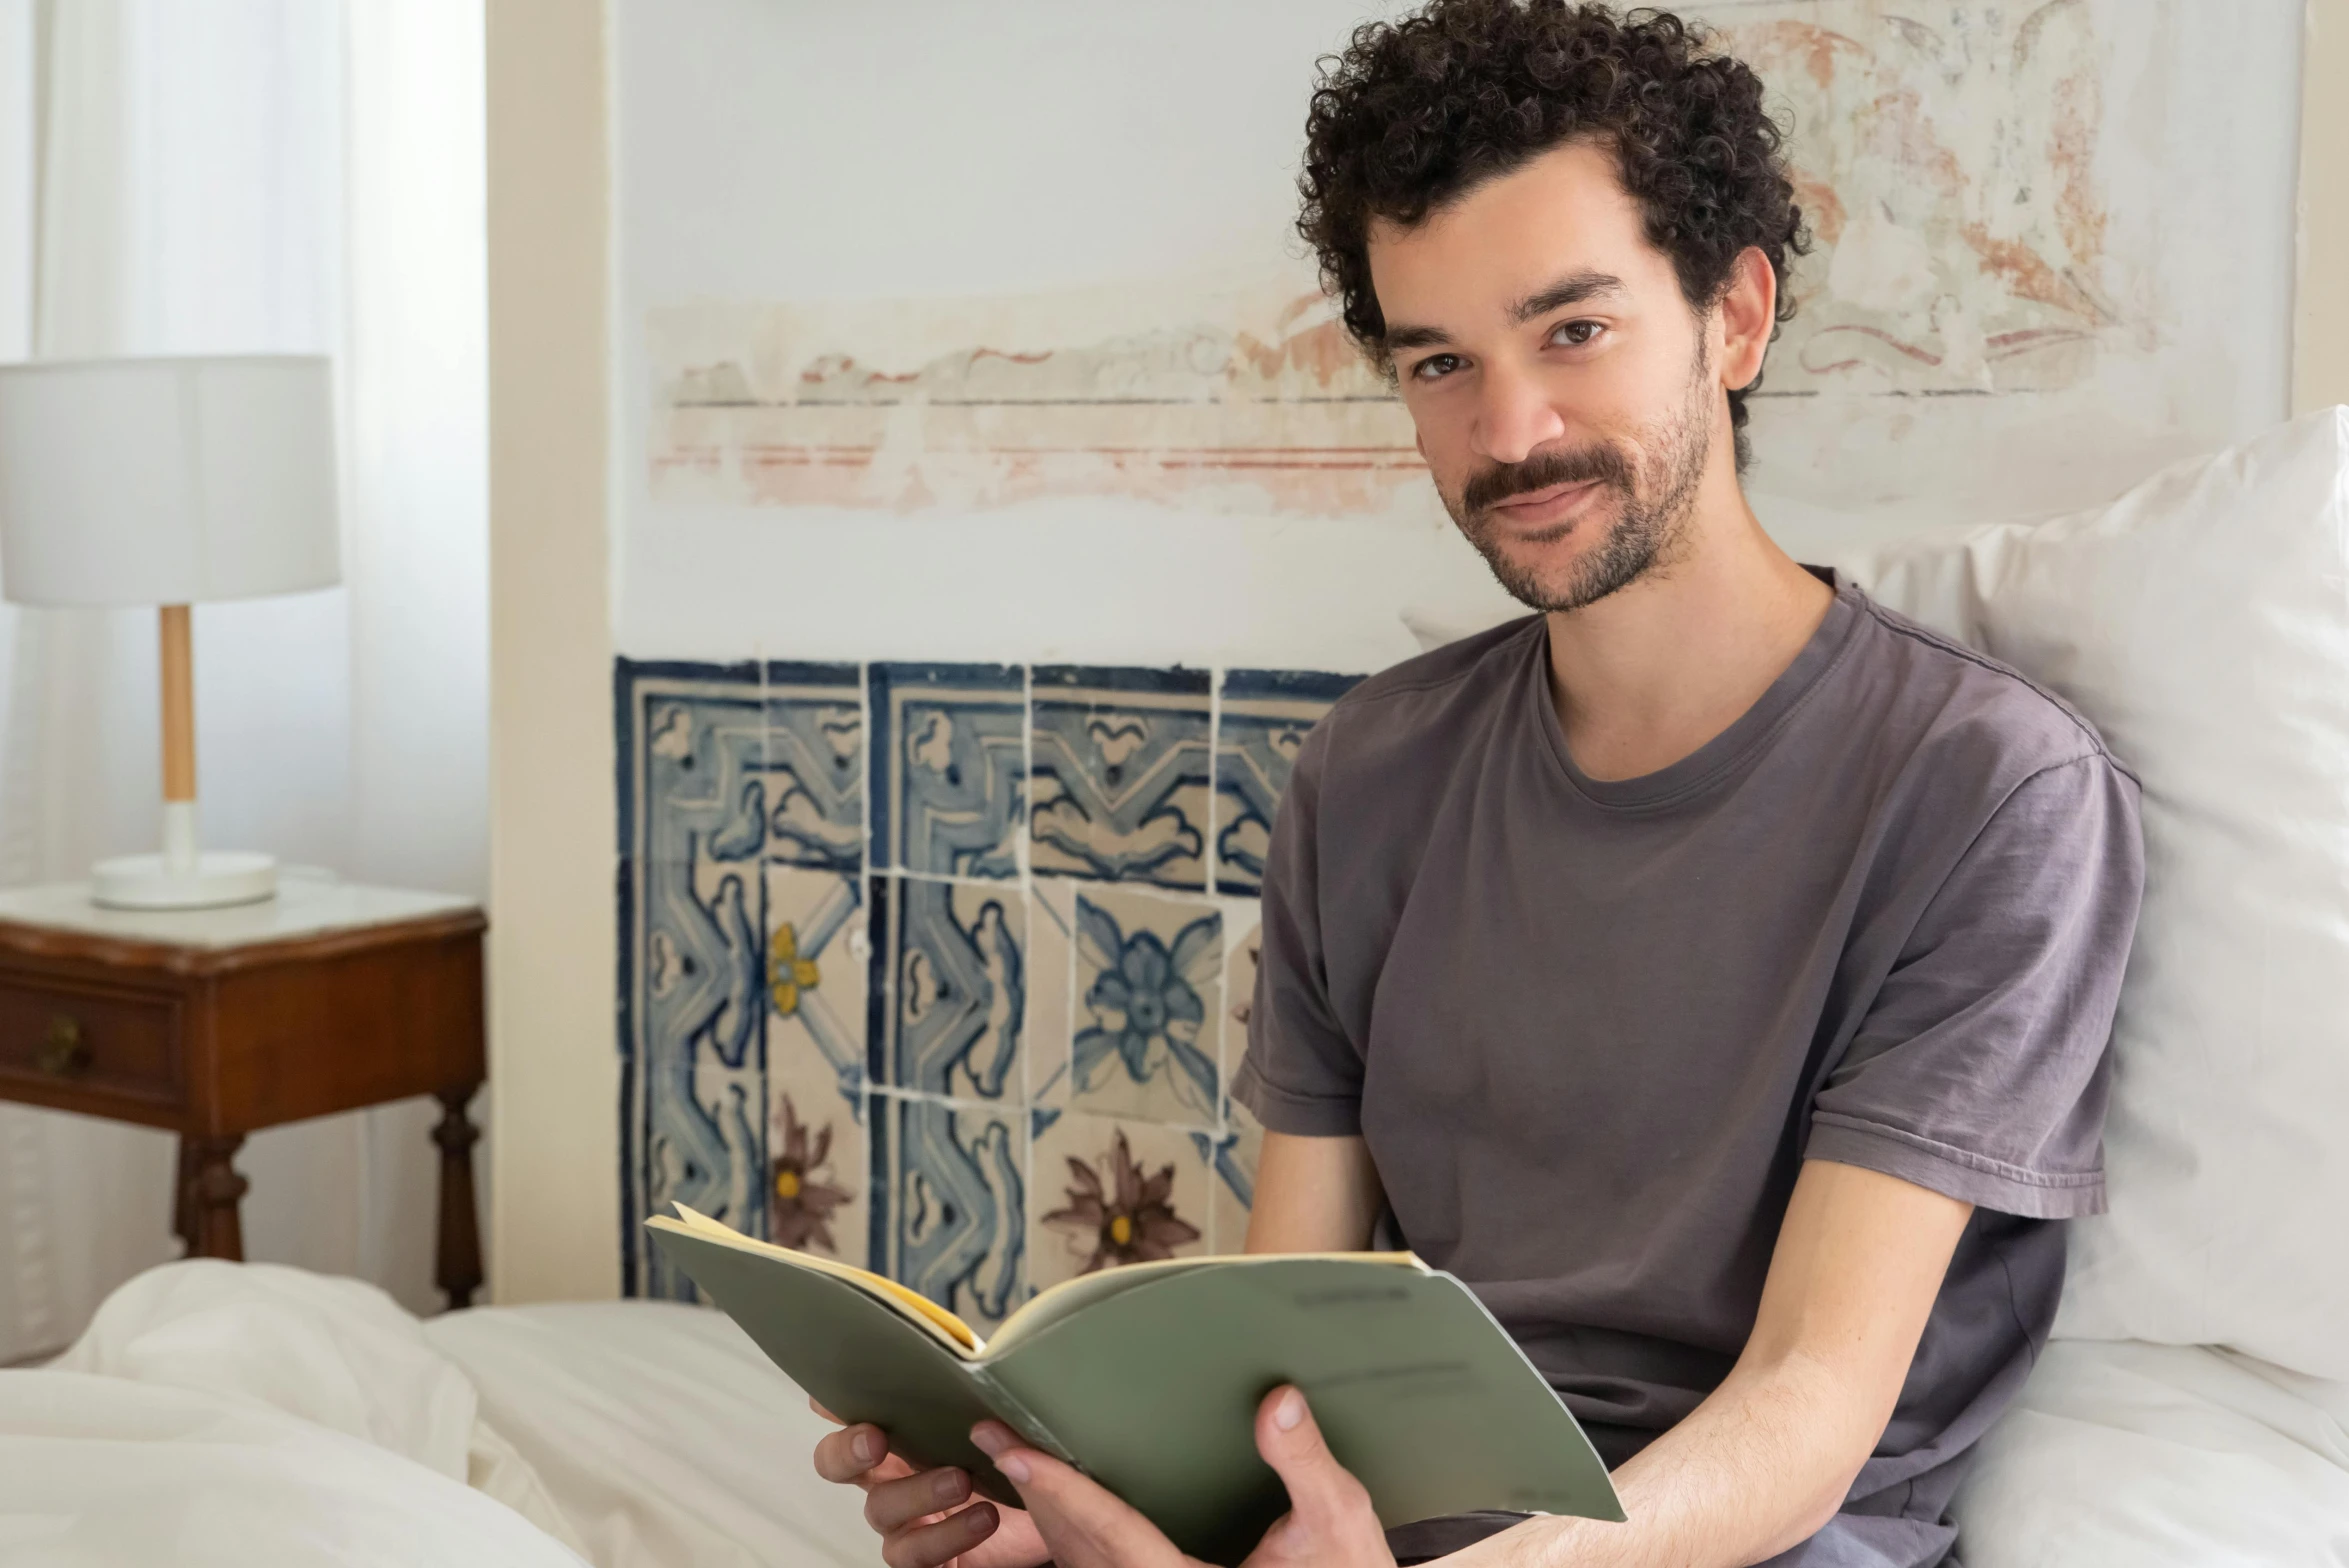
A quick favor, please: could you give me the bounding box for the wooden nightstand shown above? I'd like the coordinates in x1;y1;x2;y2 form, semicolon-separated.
0;876;488;1308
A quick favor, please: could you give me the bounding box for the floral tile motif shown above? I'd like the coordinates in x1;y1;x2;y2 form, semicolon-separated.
870;663;1026;880
1064;884;1222;1129
766;1055;869;1268
1030;666;1212;890
890;1096;1027;1334
1211;668;1362;896
878;874;1030;1103
766;864;870;1095
1029;1111;1211;1293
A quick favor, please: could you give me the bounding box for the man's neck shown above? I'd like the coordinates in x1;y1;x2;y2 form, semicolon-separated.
1544;492;1834;784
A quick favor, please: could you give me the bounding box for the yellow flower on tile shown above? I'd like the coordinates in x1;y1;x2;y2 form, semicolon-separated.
769;922;821;1015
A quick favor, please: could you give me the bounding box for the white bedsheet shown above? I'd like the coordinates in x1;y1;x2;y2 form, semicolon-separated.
0;1260;871;1566
421;1298;872;1568
1953;1339;2349;1566
0;1370;585;1567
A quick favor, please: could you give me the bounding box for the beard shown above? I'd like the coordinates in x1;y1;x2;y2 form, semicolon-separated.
1443;351;1715;615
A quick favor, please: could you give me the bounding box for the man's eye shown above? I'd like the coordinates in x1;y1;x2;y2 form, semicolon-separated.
1552;320;1603;347
1410;354;1463;382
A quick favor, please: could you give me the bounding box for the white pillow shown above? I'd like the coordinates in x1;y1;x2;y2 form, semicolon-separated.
1842;408;2349;1383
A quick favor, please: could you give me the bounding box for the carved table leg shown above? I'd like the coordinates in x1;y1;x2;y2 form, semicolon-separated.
172;1135;198;1253
433;1085;484;1310
186;1134;248;1261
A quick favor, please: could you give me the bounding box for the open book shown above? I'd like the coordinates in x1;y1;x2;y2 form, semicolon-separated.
645;1207;1621;1565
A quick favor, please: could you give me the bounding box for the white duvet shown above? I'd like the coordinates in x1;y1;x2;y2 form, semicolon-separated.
1;1261;2341;1565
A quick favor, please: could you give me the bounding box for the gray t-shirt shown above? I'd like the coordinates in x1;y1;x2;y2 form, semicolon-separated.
1232;582;2144;1568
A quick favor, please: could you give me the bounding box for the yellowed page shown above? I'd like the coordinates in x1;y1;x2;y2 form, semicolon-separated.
663;1206;981;1353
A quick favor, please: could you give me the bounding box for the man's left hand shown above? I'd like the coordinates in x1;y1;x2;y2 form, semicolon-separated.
969;1386;1397;1568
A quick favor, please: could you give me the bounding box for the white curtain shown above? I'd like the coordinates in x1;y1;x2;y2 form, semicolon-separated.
0;0;486;1361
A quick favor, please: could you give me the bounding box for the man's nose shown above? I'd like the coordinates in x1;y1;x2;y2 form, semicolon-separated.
1472;360;1568;466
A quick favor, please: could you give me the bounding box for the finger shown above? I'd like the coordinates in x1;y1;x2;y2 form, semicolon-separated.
810;1397;841;1425
971;1421;1187;1568
880;1500;1000;1568
865;1466;975;1534
812;1422;893;1483
1245;1387;1383;1562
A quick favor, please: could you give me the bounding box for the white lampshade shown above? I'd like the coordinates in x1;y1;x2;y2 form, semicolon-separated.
0;355;341;607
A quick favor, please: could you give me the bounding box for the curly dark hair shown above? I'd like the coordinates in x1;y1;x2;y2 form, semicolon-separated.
1297;0;1808;468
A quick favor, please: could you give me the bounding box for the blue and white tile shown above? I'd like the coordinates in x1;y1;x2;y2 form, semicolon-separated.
1029;1110;1212;1292
765;863;870;1095
1023;878;1078;1109
1205;1098;1265;1255
1030;666;1212;890
1219;898;1263;1093
1211;669;1362;896
889;1096;1027;1335
618;662;774;1296
879;875;1031;1104
761;864;873;1266
766;1039;871;1268
763;662;866;871
869;663;1026;880
1061;884;1223;1129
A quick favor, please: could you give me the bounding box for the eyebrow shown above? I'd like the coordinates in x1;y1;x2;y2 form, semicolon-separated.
1381;270;1628;355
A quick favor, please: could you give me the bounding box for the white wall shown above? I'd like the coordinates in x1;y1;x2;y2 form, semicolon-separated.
611;0;2304;673
469;1;2311;1300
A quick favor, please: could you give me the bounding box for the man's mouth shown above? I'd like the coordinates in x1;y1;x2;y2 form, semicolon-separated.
1484;478;1605;530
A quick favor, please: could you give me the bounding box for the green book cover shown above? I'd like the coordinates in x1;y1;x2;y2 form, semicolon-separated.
646;1207;1623;1566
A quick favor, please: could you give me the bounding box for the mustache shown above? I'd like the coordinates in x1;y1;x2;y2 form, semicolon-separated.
1461;443;1634;515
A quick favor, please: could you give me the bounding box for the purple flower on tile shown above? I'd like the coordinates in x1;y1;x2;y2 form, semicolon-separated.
770;1094;853;1254
1042;1129;1201;1273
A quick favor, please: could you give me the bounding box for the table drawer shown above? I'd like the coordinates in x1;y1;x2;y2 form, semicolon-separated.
0;978;181;1108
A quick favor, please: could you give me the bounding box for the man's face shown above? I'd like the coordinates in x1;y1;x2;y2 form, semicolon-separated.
1367;140;1723;614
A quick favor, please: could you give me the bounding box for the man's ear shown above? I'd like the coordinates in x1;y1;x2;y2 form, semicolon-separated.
1716;246;1778;394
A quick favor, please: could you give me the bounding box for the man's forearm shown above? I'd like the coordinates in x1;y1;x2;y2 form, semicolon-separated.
1453;1351;1876;1568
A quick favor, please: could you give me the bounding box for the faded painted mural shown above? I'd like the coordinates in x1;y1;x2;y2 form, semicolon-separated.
1721;1;2117;396
643;0;2147;520
648;277;1425;518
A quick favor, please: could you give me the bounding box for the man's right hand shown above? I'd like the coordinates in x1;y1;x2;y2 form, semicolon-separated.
810;1400;1053;1568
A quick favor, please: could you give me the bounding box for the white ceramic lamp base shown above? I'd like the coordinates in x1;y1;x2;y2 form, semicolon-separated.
92;849;277;910
91;800;277;910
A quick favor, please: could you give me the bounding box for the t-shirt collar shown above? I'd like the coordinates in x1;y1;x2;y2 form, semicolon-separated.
1529;574;1866;811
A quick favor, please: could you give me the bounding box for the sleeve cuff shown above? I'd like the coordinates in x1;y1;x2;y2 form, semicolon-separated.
1230;1056;1362;1137
1803;1113;2107;1219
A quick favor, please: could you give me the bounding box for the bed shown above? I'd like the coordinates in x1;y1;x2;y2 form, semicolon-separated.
3;1257;2342;1566
7;415;2349;1563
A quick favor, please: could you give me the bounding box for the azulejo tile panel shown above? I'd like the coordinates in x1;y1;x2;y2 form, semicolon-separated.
1212;668;1363;896
1030;666;1212;890
616;654;1358;1305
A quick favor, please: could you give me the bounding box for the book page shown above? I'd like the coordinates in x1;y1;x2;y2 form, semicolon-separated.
661;1206;982;1353
982;1250;1422;1357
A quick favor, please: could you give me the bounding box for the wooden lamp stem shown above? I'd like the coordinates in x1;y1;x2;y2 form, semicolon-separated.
159;605;197;873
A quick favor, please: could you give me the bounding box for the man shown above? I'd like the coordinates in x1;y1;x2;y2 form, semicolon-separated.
814;4;2143;1564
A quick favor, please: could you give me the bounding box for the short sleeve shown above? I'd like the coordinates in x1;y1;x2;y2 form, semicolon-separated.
1229;717;1366;1136
1805;754;2145;1218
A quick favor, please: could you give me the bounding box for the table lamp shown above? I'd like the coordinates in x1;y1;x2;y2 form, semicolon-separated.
0;356;342;909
